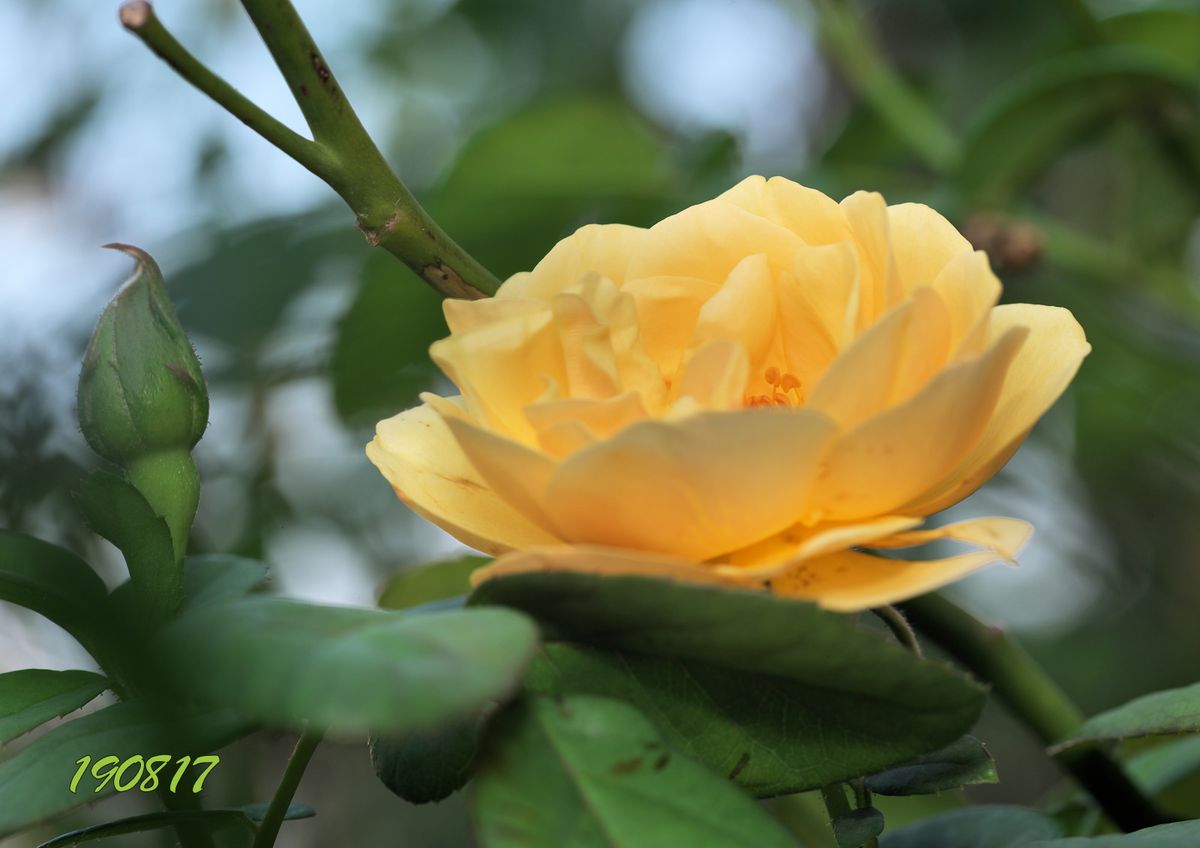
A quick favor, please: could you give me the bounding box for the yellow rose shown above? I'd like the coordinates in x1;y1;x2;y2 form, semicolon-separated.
367;176;1089;611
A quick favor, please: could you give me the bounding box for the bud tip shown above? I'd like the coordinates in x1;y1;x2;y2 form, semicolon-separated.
119;1;152;30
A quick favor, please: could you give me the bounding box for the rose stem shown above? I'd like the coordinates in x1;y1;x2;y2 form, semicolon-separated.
252;729;323;848
118;0;499;300
901;593;1169;832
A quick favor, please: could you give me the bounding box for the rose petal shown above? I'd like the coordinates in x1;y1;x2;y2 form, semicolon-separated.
542;407;839;560
930;251;1002;358
719;175;853;245
886;203;974;296
470;544;729;587
840;190;896;326
692;253;778;364
368;404;560;555
499;223;647;300
716;515;924;576
810;325;1028;520
902;304;1091;515
871;515;1032;560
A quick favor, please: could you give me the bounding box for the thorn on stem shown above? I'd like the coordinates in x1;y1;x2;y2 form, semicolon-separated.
119;0;152;30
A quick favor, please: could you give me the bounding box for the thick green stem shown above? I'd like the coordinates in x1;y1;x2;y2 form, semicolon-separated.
253;730;322;848
810;0;960;174
119;0;500;299
901;593;1168;832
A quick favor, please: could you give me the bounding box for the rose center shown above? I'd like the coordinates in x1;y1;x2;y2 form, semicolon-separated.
745;366;805;408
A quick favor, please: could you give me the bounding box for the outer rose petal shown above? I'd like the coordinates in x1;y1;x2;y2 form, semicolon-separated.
470;544;730;587
716;515;924;575
902;304;1091;515
499;223;647;300
886;203;974;296
367;404;560;555
542;408;839;561
718;175;852;246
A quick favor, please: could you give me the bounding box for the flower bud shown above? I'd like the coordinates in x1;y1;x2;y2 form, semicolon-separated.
77;245;208;560
78;245;208;461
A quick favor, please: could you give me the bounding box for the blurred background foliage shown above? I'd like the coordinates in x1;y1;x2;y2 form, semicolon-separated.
2;0;1200;845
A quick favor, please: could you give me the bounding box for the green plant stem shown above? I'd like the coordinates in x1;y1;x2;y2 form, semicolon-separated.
253;730;322;848
871;605;922;657
809;0;960;174
819;782;853;825
901;593;1168;833
119;0;500;299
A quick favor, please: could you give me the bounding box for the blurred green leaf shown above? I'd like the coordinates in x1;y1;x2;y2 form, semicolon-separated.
0;670;108;743
880;805;1062;848
371;713;482;804
960;46;1198;204
1129;736;1200;795
526;642;983;797
157;598;538;737
432;96;677;277
331;255;446;425
78;470;180;623
866;736;997;796
0;530;108;652
1052;683;1200;754
834;807;885;848
473;695;795;848
1029;821;1200;846
377;555;488;610
0;701;248;838
180;554;269;609
35;803;313;847
1100;10;1200;75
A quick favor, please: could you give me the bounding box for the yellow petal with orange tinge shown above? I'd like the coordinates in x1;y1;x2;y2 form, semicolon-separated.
367;404;560;555
770;548;1011;612
840;191;895;325
717;515;924;576
871;516;1033;561
675;340;750;410
442;296;544;335
785;241;860;352
499;223;646;300
719;175;852;247
442;415;560;536
930;251;1002;359
542;408;839;561
629;197;806;285
470;544;731;588
692;254;778;364
811;326;1028;521
429;305;565;444
902;304;1091;516
525;392;650;457
886;203;974;295
620;275;718;374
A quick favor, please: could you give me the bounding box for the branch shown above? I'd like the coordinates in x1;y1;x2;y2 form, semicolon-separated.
119;0;500;299
902;593;1169;833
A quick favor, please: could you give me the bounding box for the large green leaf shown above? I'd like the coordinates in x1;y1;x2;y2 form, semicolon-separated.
473;695;795;848
0;700;249;838
0;670;109;743
834;807;885;848
880;805;1062;848
1051;683;1200;754
1029;821;1200;846
959;46;1198;204
1101;10;1200;75
471;574;985;780
156;598;538;736
1128;736;1200;796
377;555;488;611
866;736;998;796
330;254;447;425
179;555;269;609
78;469;180;622
527;643;982;797
0;530;108;651
36;804;314;847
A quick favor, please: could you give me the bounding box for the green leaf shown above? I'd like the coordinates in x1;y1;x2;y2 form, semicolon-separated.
959;46;1198;204
1128;736;1200;795
180;554;269;609
0;700;249;838
880;805;1062;848
471;574;985;789
866;736;998;796
1101;10;1200;75
378;555;488;610
1028;821;1200;846
370;714;482;804
526;643;981;797
0;670;108;744
834;807;885;848
0;530;108;652
35;803;314;847
330;254;447;425
1051;682;1200;754
157;598;538;737
78;469;180;623
473;696;795;848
